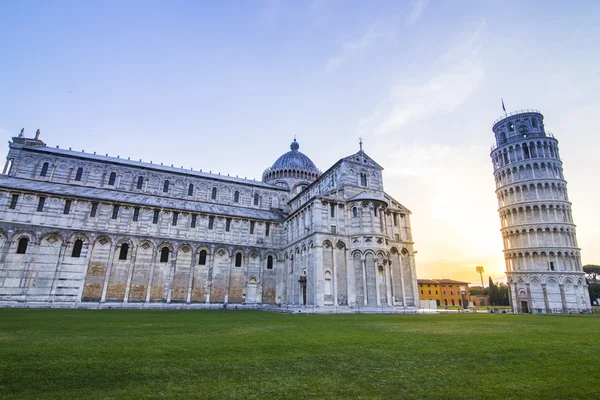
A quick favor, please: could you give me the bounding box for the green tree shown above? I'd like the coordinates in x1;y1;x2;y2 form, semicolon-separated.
488;277;497;305
583;265;600;303
495;283;510;306
583;265;600;282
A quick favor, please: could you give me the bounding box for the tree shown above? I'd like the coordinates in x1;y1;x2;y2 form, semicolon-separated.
583;265;600;304
583;265;600;282
488;277;498;305
495;283;510;306
487;278;510;306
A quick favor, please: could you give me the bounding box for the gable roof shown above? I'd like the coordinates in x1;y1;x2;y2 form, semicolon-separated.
341;150;384;170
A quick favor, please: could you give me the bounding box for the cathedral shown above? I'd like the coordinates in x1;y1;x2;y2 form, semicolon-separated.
0;131;419;311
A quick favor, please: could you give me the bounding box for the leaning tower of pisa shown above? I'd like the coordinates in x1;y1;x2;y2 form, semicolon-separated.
490;109;591;313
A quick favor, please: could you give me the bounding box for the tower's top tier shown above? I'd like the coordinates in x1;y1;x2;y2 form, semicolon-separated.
492;110;546;147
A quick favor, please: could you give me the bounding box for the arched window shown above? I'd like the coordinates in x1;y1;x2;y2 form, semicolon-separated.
108;172;116;185
198;250;207;265
444;299;448;306
40;162;49;177
211;187;217;200
360;173;367;186
451;299;455;306
72;239;83;258
188;184;194;196
119;243;129;260
163;180;170;193
235;253;242;267
160;247;169;263
352;207;358;218
137;176;144;189
16;237;29;254
254;193;259;206
74;167;83;181
233;191;240;203
267;255;273;269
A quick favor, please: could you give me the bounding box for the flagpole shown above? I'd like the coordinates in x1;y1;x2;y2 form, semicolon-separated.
501;98;507;117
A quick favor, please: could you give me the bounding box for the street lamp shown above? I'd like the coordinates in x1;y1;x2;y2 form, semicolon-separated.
476;266;485;288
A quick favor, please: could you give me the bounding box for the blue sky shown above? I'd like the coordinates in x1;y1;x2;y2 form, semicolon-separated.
1;0;599;283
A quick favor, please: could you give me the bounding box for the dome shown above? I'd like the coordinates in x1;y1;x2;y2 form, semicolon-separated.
270;140;319;173
262;139;320;186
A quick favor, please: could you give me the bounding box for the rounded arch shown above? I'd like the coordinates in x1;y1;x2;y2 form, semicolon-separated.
115;237;134;248
67;232;90;243
10;230;37;244
157;241;174;252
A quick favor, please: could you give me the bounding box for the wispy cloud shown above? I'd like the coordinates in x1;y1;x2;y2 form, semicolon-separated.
358;22;486;136
324;25;390;73
405;0;428;26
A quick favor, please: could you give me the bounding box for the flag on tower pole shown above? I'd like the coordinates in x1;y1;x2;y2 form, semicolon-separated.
502;98;507;115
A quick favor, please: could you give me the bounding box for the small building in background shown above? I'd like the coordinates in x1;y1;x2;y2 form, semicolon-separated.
470;295;489;307
417;279;471;307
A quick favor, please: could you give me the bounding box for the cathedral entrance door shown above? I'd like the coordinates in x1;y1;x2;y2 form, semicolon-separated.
521;301;529;313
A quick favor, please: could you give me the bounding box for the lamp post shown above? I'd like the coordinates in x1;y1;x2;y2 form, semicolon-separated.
476;266;485;288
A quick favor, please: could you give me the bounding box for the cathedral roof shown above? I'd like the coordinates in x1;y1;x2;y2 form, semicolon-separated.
0;176;285;221
270;140;319;174
12;142;285;191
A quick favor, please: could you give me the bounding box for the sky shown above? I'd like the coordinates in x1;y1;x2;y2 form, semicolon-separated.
1;0;599;285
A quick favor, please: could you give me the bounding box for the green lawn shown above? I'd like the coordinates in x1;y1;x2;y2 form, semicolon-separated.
0;310;597;399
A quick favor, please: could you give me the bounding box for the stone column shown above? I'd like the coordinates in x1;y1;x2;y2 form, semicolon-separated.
385;262;393;306
388;257;397;306
166;249;178;303
205;249;215;304
186;250;195;304
541;283;550;314
525;283;533;313
224;253;233;304
315;243;324;307
257;254;264;304
100;244;117;303
345;248;355;307
145;250;158;303
559;283;567;313
375;259;381;306
398;254;407;308
361;256;368;306
123;245;137;303
512;282;520;312
49;241;68;299
332;246;338;306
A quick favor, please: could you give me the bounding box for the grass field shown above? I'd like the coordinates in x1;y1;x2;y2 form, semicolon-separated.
0;310;597;399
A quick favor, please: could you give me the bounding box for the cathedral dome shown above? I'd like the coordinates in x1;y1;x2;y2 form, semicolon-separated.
262;139;320;189
270;140;319;174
